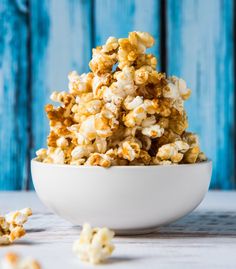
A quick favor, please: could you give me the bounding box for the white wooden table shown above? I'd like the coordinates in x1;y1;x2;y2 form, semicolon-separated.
0;191;236;269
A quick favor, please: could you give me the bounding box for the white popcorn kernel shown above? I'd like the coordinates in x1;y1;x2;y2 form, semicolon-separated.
163;83;179;99
79;115;97;141
95;137;107;153
68;71;93;94
71;145;94;159
73;223;115;265
118;141;140;161
123;96;143;110
157;141;189;163
142;124;164;138
56;137;69;148
48;148;65;164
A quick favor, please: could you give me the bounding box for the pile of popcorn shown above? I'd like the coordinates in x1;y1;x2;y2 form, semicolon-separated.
0;253;41;269
73;223;115;264
0;208;32;245
36;31;206;167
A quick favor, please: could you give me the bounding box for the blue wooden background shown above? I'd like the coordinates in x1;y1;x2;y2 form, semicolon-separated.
0;0;235;190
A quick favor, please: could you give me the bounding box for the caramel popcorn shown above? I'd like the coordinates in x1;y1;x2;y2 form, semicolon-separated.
73;223;115;265
0;208;32;245
0;253;41;269
36;31;206;167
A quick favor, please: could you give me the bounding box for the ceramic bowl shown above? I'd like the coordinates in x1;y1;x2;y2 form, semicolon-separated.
31;159;212;234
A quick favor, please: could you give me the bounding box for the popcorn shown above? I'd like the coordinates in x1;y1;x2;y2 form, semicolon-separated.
0;253;41;269
68;71;93;94
118;32;154;69
36;31;206;167
156;141;189;163
85;153;112;167
71;145;94;159
141;124;164;138
118;141;140;161
56;137;69;149
73;223;115;264
123;96;143;110
0;208;32;245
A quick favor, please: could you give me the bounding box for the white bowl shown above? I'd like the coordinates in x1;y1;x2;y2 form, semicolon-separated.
31;159;212;234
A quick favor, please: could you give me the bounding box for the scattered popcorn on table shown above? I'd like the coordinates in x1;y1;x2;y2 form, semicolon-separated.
35;31;207;167
0;253;41;269
73;223;115;265
0;208;32;245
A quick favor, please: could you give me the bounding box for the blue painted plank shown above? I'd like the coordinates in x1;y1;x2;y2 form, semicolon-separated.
0;0;29;190
29;0;93;188
167;0;234;189
95;0;161;63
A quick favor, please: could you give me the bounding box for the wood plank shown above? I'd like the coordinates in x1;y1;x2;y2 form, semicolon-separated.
0;192;236;269
0;0;29;190
94;0;161;64
167;0;234;189
29;0;93;189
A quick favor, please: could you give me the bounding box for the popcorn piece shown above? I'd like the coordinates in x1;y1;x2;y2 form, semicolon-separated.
35;148;47;162
197;152;207;162
95;137;107;153
129;31;155;53
56;137;69;149
73;223;115;265
68;71;93;94
118;32;154;69
85;153;112;168
36;31;206;167
71;145;94;159
169;111;188;135
45;147;65;164
103;66;137;105
92;73;112;98
123;104;147;128
118;141;140;161
79;115;97;141
0;253;41;269
89;46;117;74
141;124;164;138
0;208;32;245
135;53;157;69
123;96;143;110
183;146;201;163
157;141;189;163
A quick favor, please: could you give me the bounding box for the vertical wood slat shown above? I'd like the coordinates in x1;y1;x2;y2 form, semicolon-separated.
95;0;161;63
0;0;29;190
167;0;235;189
29;0;93;189
0;0;235;190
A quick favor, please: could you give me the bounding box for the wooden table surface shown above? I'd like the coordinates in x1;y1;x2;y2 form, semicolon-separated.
0;191;236;269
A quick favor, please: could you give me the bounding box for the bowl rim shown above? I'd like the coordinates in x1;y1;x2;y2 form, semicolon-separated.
31;158;212;169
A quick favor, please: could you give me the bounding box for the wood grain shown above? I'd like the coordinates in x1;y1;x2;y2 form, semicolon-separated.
29;0;93;189
0;0;29;190
0;0;235;190
94;0;161;62
167;0;235;189
0;191;236;269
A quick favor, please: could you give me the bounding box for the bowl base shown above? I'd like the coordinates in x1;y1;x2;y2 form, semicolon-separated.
73;225;159;235
111;227;159;236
